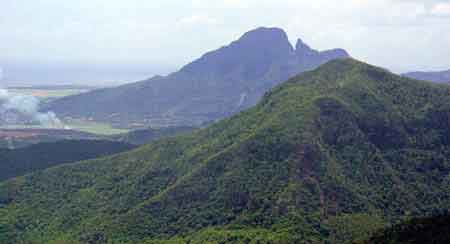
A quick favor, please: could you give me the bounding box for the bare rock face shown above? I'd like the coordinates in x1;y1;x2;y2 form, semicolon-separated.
45;27;350;126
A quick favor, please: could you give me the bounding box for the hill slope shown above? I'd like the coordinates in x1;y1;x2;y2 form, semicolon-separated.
2;59;450;243
44;27;349;127
404;69;450;84
0;140;134;181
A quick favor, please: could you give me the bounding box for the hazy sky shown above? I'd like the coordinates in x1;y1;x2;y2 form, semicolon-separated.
1;0;450;85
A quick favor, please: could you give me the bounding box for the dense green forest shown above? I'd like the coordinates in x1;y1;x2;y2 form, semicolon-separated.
0;140;134;181
360;213;450;244
1;59;449;243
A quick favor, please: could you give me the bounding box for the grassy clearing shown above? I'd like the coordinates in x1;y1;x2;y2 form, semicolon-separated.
0;122;128;136
67;122;129;135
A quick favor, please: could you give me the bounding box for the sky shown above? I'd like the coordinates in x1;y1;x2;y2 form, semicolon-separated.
1;0;450;85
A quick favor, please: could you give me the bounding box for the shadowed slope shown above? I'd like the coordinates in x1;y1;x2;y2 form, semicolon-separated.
360;214;450;244
0;140;135;181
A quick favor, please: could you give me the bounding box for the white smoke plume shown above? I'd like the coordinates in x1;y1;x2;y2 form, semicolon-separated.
0;88;64;128
0;67;64;128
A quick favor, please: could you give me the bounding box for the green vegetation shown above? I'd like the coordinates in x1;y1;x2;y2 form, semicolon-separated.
0;123;126;136
142;228;300;244
1;59;449;243
0;140;134;181
67;121;129;135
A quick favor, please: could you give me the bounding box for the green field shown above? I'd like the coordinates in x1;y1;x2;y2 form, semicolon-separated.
9;88;90;99
67;121;129;135
0;122;128;136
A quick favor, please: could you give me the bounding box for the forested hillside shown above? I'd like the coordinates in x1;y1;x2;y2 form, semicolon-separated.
1;59;449;243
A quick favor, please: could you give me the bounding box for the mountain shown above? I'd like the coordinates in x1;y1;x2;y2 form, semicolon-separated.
2;59;450;243
404;69;450;84
0;140;134;181
44;27;349;127
360;214;450;244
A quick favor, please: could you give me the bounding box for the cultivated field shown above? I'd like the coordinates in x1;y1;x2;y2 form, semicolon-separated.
2;85;130;135
7;85;94;100
65;121;129;135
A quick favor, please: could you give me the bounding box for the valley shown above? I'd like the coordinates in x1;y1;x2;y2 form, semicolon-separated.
0;139;135;181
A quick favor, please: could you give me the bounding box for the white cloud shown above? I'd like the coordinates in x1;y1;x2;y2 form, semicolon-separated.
178;14;218;26
0;0;449;83
430;2;450;16
221;0;250;8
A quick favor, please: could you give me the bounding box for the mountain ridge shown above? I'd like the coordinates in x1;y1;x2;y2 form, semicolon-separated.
403;69;450;84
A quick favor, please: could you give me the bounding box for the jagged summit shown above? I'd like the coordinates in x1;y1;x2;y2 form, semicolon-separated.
295;38;315;54
178;27;294;78
238;27;292;48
